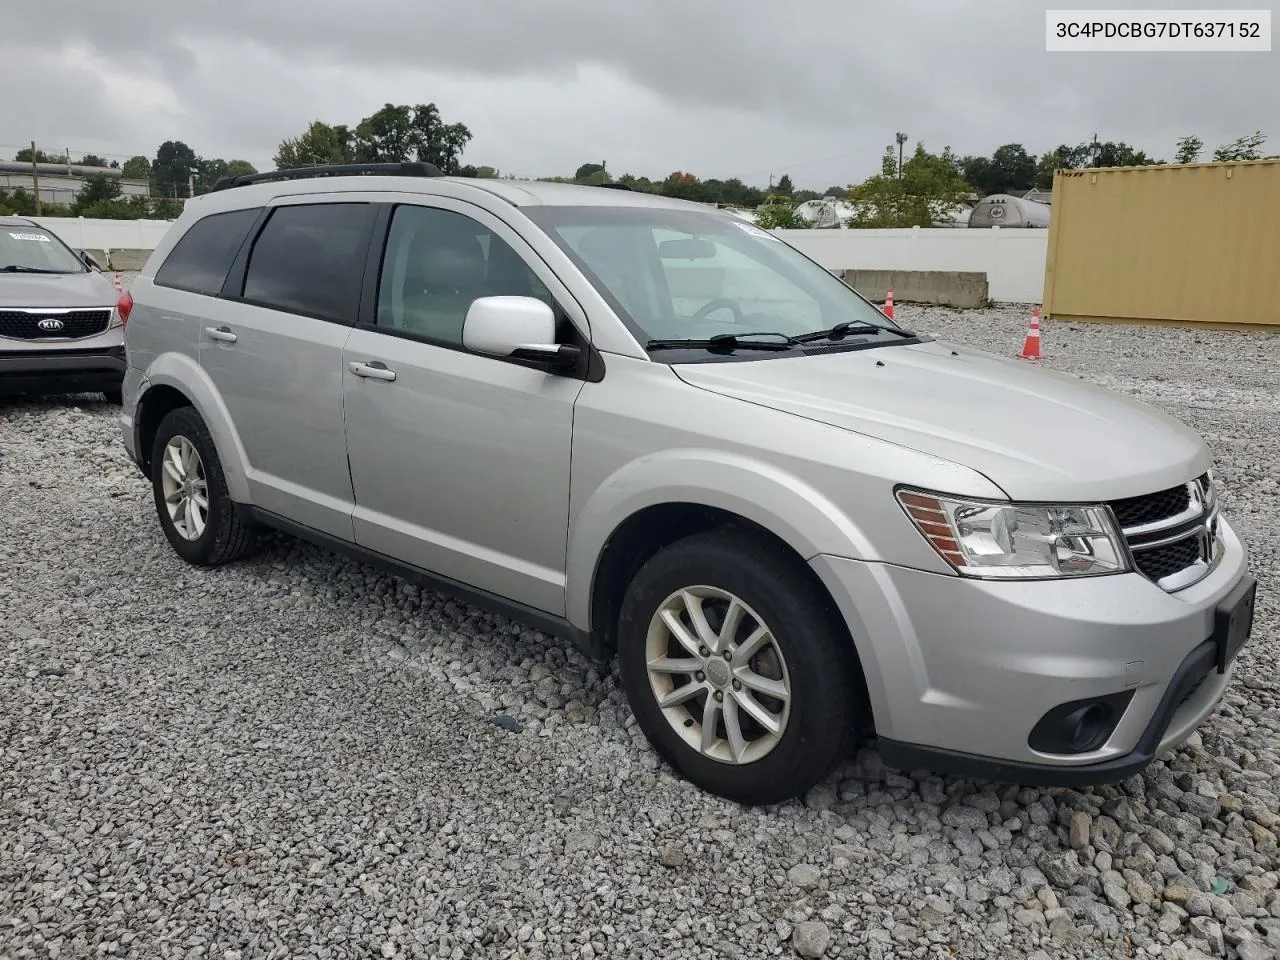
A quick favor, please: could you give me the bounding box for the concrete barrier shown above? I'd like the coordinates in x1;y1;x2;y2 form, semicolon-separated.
775;227;1048;303
838;269;988;308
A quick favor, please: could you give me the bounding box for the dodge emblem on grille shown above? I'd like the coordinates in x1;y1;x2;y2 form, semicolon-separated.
37;317;65;332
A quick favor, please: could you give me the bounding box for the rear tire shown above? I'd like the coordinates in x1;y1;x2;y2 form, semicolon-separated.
617;527;863;805
102;388;123;405
150;406;254;566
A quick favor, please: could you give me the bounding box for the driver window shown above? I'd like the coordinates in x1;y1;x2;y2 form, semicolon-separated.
377;205;554;346
653;229;822;331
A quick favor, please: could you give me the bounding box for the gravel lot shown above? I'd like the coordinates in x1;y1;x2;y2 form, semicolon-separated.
2;302;1278;960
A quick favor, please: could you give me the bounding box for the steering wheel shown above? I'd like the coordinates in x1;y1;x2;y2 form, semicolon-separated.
689;298;743;324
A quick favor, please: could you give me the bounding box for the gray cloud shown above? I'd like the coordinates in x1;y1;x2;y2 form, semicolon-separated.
1;0;1274;188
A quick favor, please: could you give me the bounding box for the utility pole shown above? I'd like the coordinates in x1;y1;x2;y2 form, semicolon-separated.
895;132;909;179
65;147;73;175
30;141;42;215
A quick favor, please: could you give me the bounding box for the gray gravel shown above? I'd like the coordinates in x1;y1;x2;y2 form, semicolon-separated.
2;301;1278;960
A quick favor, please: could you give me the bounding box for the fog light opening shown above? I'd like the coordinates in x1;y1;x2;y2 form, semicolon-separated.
1028;690;1135;756
1067;703;1112;752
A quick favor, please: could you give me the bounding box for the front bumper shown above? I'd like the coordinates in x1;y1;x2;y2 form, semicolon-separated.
0;341;127;397
810;515;1253;784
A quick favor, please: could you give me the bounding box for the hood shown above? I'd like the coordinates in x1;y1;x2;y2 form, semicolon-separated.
0;270;119;309
672;339;1210;503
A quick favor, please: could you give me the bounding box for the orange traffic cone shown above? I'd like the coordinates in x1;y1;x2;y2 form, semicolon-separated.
883;288;895;321
112;272;124;293
1019;308;1043;360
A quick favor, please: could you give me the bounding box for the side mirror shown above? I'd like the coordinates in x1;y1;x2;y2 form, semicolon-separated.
463;296;581;369
78;250;102;271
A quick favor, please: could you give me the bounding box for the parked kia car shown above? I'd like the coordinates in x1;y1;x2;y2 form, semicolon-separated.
0;216;131;403
118;163;1255;804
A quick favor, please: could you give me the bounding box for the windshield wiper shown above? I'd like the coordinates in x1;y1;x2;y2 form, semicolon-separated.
794;321;917;343
646;332;798;352
0;265;65;274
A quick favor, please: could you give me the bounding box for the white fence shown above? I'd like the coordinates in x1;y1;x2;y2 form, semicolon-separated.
774;227;1048;303
24;217;1049;305
28;217;175;254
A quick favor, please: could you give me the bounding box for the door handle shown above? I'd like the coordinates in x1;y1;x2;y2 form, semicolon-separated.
205;325;238;343
349;360;397;382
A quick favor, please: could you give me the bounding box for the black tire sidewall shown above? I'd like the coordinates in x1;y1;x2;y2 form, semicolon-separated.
617;531;860;804
150;408;231;565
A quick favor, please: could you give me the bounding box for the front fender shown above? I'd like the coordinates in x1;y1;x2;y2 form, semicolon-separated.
140;352;251;503
565;448;879;632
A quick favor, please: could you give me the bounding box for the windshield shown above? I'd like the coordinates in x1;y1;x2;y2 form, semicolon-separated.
0;226;87;274
523;205;902;350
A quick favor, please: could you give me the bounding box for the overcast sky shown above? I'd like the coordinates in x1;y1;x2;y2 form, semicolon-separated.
1;0;1275;189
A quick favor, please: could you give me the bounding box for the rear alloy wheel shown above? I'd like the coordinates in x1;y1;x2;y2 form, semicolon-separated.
618;528;863;805
160;434;209;541
150;406;255;566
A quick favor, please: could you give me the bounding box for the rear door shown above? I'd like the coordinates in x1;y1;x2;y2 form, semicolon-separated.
200;197;376;540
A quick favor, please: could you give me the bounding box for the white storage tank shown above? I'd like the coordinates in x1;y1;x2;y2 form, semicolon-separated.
969;194;1051;228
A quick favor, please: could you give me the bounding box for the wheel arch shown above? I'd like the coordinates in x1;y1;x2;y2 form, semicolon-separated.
135;355;251;502
570;454;884;733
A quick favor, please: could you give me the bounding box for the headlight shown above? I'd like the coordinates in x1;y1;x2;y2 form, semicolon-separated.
897;488;1129;579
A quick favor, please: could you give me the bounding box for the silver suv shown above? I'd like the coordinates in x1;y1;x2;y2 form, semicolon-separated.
0;216;130;402
119;163;1256;804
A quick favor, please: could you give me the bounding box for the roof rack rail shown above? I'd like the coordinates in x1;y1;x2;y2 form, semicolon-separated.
212;161;444;192
595;182;633;191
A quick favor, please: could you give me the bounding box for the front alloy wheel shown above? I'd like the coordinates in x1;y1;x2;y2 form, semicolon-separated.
646;586;792;765
617;528;863;805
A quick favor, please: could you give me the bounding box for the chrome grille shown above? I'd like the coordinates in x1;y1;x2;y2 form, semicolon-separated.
0;308;112;340
1109;473;1220;592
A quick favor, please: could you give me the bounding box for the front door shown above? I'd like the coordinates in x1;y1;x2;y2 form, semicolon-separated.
341;198;587;615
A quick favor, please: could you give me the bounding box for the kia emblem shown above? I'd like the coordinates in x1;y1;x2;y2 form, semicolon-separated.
37;318;65;332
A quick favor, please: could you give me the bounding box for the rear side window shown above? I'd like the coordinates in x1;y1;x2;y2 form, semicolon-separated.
242;203;373;323
154;208;260;295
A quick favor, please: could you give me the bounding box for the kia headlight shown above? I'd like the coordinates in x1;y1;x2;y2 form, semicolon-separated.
897;489;1129;578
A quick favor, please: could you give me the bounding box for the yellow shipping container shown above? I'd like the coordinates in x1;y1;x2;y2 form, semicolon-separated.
1043;159;1280;330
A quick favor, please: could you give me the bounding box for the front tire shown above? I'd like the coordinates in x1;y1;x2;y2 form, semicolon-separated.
617;527;863;805
150;406;254;566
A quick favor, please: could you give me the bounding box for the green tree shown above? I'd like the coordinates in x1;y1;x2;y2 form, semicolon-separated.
352;102;472;173
153;140;199;197
1092;141;1156;167
71;173;123;215
122;156;151;180
574;162;606;180
1033;144;1091;189
848;143;972;228
0;187;71;216
78;154;110;168
1175;136;1203;164
14;147;60;164
275;121;357;169
754;194;805;229
775;174;794;195
458;164;499;178
151;197;185;219
1213;132;1267;161
657;171;705;202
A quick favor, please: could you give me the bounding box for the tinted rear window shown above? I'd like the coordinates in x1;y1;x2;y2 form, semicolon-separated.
154;208;261;296
241;203;372;323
